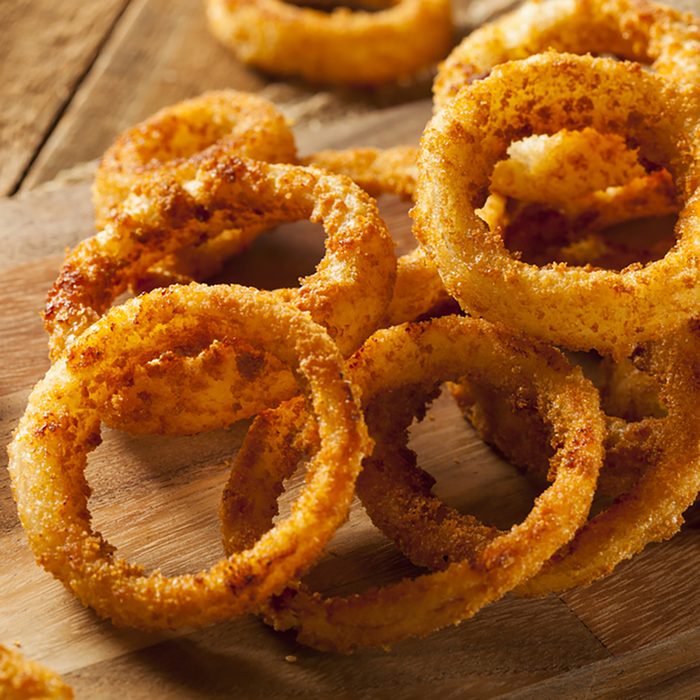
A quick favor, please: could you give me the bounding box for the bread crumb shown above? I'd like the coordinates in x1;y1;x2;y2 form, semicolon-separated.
285;655;298;663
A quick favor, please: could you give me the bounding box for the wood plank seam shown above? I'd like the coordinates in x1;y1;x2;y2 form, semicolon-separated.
7;0;134;196
556;591;611;655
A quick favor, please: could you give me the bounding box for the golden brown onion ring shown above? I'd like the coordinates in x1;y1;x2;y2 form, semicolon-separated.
95;91;296;287
449;373;650;504
94;91;296;225
519;321;700;594
205;0;453;86
45;157;394;433
0;645;72;700
10;284;370;629
414;53;700;357
490;129;678;231
55;156;395;360
221;316;604;651
372;321;700;591
132;144;446;323
433;0;700;106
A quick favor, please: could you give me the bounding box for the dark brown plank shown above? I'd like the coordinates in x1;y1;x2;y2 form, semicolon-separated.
506;625;700;700
0;0;130;195
562;528;700;656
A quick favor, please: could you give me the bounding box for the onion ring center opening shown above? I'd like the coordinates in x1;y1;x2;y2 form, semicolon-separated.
502;210;678;270
282;0;396;13
208;220;326;290
86;426;246;576
407;386;544;531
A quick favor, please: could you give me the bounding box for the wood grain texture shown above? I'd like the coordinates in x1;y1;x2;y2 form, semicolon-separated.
18;0;433;190
9;0;700;191
1;103;699;698
0;0;130;195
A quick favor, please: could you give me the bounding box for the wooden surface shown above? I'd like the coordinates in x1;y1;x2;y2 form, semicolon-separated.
1;0;700;697
0;0;130;195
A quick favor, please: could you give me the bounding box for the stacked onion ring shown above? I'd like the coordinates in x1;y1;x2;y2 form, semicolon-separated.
6;0;700;665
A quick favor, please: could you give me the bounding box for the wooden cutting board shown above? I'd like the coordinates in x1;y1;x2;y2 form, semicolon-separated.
1;100;699;699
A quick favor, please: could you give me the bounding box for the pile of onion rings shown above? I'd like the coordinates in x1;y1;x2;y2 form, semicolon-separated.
6;0;700;672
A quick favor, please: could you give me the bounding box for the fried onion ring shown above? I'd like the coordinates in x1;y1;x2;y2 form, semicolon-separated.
433;0;700;106
220;316;604;651
490;128;678;229
414;53;700;356
304;146;451;325
0;645;73;700
94;91;296;224
449;374;650;503
372;321;700;591
10;284;370;629
49;156;394;359
519;321;700;594
45;157;394;433
205;0;453;86
94;91;296;287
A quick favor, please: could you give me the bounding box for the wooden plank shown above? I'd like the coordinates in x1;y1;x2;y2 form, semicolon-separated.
0;0;130;195
59;596;607;698
562;527;700;656
506;625;700;700
18;0;265;190
0;183;95;267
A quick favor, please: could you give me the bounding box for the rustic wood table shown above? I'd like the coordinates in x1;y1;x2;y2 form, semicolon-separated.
2;1;700;697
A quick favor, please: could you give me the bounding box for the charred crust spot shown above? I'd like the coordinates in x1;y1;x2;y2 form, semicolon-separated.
69;345;104;368
34;421;61;437
193;204;211;222
235;350;266;381
576;96;594;114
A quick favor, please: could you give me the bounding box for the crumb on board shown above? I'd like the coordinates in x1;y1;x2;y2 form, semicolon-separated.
285;655;298;663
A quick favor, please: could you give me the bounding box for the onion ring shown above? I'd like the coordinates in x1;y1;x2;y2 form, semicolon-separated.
490;128;678;230
205;0;453;86
45;156;394;433
0;645;72;700
304;146;451;325
520;321;700;594
220;316;604;651
95;91;296;286
94;90;296;224
414;52;700;357
93;90;296;291
138;143;450;326
49;155;395;359
369;321;700;591
10;284;370;629
433;0;700;106
450;385;649;504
